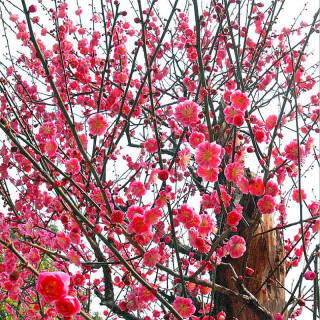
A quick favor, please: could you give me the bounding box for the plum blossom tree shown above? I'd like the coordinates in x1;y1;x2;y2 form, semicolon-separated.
0;0;319;319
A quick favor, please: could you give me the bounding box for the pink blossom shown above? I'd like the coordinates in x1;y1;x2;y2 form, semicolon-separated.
274;313;283;320
127;205;144;220
10;14;19;22
130;181;146;197
173;296;196;318
292;189;307;203
184;213;201;230
178;147;191;171
111;210;124;224
144;208;162;225
226;235;246;258
189;132;205;148
284;140;305;164
126;293;139;312
176;204;195;224
56;232;71;250
144;138;158;153
237;176;249;194
175;100;201;127
158;169;169;181
249;177;265;197
197;166;219;183
195;141;225;169
128;214;150;234
39;122;57;139
198;214;215;236
66;250;81;266
224;105;245;126
230;90;250;111
55;295;81;316
265;180;279;197
36;272;70;303
257;195;276;214
253;127;266;143
137;284;157;303
72;273;85;287
217;311;227;320
225;162;244;183
227;209;242;226
265;115;278;131
88;113;109;136
65;158;80;174
143;247;161;267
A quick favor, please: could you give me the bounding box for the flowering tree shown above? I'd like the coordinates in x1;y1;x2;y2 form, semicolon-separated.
0;0;319;319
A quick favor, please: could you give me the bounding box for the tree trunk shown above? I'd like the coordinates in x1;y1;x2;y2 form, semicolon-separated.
215;213;287;320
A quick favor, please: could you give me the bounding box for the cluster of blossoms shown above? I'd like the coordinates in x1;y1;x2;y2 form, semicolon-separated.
224;90;251;127
36;272;81;317
195;141;225;183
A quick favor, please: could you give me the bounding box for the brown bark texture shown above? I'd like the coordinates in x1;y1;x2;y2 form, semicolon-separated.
215;213;287;320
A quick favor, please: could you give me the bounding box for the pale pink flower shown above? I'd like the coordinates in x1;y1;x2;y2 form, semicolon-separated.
88;113;109;136
174;100;201;127
66;250;81;266
10;14;19;22
236;176;249;194
226;235;246;258
188;228;199;247
178;147;191;171
126;293;139;312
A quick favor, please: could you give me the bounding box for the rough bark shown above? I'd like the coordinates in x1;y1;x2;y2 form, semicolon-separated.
215;213;286;320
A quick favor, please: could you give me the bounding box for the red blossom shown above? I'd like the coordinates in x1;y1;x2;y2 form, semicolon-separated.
36;272;70;303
